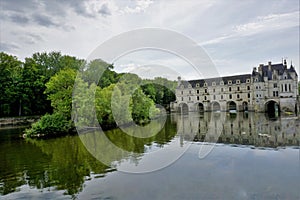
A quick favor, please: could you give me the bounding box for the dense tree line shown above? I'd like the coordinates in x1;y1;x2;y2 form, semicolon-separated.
0;52;83;116
0;51;176;137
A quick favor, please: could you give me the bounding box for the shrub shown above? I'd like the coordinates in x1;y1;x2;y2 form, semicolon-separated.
25;113;72;138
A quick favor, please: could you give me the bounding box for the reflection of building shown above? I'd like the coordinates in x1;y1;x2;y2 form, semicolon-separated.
171;60;298;114
173;112;299;148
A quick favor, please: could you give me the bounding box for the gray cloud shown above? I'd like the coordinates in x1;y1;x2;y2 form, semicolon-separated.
32;14;59;27
10;13;30;24
98;4;111;16
0;42;19;52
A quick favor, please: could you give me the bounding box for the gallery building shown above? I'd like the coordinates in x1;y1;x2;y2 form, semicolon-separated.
171;60;299;114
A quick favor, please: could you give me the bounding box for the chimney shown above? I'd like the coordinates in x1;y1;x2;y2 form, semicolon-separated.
177;76;181;86
283;59;287;69
268;61;272;71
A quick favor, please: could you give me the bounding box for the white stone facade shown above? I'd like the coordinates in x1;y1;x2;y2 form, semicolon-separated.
171;61;299;114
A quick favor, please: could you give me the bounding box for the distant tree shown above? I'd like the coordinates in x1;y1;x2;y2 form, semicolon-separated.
0;52;23;116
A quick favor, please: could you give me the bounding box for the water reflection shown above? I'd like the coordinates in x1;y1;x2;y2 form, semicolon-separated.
173;112;299;148
0;113;299;198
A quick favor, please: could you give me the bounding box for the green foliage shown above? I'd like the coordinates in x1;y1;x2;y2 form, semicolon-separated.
45;68;77;119
1;51;176;136
25;113;72;137
0;51;84;117
0;52;23;116
141;77;177;110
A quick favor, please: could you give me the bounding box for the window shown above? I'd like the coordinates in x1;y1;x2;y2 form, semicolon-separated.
220;81;224;85
221;95;223;99
181;85;184;89
276;91;278;96
248;93;250;98
212;82;216;86
256;94;259;98
213;95;216;100
255;78;258;82
237;94;240;99
197;90;199;94
289;84;291;91
274;83;277;88
285;84;287;91
189;90;191;94
204;89;207;93
273;91;276;97
181;91;183;95
189;97;191;101
204;82;207;87
213;88;215;93
236;80;240;84
196;83;200;87
246;79;250;83
237;87;240;91
197;96;200;100
247;86;250;90
188;84;192;88
229;87;232;92
204;96;207;100
229;94;232;99
181;97;183;101
256;86;258;90
228;80;232;85
221;88;224;92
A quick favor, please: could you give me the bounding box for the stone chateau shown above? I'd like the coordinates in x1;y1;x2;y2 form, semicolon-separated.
171;60;299;114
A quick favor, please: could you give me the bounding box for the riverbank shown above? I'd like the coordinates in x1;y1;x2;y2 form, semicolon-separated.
0;116;40;127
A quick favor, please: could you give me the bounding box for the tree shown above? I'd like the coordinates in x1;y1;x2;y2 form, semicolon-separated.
0;52;23;116
45;68;77;119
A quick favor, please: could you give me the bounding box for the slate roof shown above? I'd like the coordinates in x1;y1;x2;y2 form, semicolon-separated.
184;74;252;88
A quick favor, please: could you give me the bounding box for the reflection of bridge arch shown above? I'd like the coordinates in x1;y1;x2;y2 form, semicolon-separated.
227;101;237;111
211;101;221;111
265;100;280;116
196;103;204;112
178;103;189;114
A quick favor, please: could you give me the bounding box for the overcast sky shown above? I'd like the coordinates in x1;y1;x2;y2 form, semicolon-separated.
0;0;299;80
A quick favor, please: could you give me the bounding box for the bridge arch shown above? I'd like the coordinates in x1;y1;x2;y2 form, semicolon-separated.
178;103;189;114
227;101;237;112
196;102;204;112
265;100;280;116
211;101;221;111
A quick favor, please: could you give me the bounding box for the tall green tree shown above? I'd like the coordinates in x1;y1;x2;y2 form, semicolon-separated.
0;52;23;116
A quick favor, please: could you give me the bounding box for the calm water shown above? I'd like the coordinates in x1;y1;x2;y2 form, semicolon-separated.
0;113;299;199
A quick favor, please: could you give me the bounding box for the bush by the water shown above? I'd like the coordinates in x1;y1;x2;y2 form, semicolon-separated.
25;113;72;137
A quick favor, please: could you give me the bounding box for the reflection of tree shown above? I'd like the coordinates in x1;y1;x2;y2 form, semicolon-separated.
0;116;177;197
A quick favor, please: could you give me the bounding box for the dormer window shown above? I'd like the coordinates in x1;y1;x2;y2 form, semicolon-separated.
228;80;232;85
212;82;216;86
196;83;200;87
180;85;184;89
246;79;250;83
188;84;192;88
204;82;207;87
236;80;240;84
220;81;224;85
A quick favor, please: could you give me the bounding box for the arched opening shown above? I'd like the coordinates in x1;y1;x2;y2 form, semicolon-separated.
265;100;280;118
179;103;189;115
198;103;204;112
211;102;221;112
242;102;248;112
227;101;237;112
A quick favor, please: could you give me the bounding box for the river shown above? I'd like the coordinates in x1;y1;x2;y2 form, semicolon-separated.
0;113;299;199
